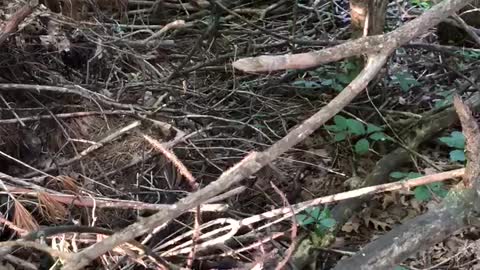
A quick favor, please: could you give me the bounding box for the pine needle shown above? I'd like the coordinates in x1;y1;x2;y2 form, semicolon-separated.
12;197;38;232
57;175;80;193
38;192;68;223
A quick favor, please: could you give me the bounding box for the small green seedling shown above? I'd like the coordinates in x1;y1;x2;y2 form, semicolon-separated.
390;171;448;202
439;131;466;162
325;116;389;155
296;207;336;236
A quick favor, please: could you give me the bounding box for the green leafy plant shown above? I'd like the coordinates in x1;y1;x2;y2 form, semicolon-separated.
391;71;421;92
293;60;362;92
410;0;432;10
296;207;336;235
439;131;466;162
390;171;448;202
335;60;362;89
325;116;389;155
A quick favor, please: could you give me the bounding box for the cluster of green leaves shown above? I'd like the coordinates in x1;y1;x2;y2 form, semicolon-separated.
325;115;389;155
390;71;421;92
296;207;336;236
410;0;432;10
291;60;361;91
390;171;448;202
439;131;466;162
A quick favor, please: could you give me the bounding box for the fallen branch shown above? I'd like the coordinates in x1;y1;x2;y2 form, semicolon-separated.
232;0;472;73
0;84;143;111
155;168;464;257
1;185;228;212
62;51;390;270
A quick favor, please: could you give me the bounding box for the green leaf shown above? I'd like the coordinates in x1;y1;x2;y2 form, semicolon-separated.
434;92;454;108
346;119;366;135
355;139;370;155
449;150;466;162
434;97;453;108
439;131;465;149
334;131;347;142
296;214;313;225
406;172;423;180
393;72;420;92
307;207;321;219
296;207;322;226
411;0;432;10
336;74;352;84
394;266;409;270
319;218;336;228
390;171;407;179
428;182;448;198
428;182;443;192
369;132;388;141
333;115;348;130
332;81;344;92
366;124;383;133
325;125;344;132
319;208;331;219
414;186;431;202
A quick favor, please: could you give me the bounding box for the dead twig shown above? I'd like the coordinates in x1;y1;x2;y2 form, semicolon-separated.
1;185;228;212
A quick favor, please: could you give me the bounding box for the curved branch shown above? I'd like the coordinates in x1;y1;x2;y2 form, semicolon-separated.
232;0;472;72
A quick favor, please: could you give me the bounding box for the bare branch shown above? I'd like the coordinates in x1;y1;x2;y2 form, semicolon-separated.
232;0;472;72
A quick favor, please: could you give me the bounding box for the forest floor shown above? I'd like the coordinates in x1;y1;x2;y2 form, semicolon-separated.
0;0;480;269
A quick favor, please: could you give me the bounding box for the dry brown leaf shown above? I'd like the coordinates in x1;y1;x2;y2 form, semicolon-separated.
366;217;391;231
342;215;361;233
342;221;360;233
